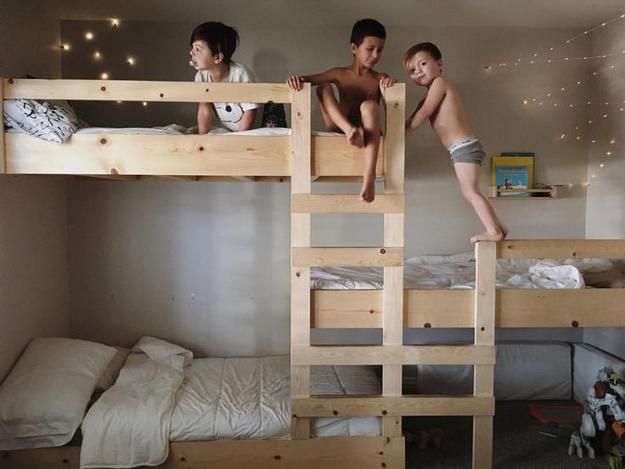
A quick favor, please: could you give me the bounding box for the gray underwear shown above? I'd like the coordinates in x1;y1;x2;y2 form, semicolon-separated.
449;139;485;165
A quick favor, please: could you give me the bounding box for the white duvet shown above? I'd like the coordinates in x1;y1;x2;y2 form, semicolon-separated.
81;344;379;468
170;356;380;441
311;252;592;289
80;337;193;468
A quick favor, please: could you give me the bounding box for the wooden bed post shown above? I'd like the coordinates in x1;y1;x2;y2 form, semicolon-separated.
290;83;312;439
382;84;406;438
473;241;496;469
0;79;6;174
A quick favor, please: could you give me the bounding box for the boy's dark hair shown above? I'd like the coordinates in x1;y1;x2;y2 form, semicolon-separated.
404;42;442;66
350;18;386;45
190;22;239;64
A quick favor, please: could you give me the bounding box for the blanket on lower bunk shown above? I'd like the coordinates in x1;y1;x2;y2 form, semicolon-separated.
80;336;193;468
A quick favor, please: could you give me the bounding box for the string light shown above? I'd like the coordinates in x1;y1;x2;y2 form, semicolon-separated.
100;72;109;80
111;18;120;27
93;51;102;60
142;101;148;107
60;43;71;51
84;32;94;40
126;57;135;66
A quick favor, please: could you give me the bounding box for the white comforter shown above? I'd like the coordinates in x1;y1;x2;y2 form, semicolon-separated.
170;356;380;441
80;337;193;468
311;253;590;289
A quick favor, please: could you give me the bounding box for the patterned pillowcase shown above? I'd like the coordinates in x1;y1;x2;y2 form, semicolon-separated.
3;98;80;143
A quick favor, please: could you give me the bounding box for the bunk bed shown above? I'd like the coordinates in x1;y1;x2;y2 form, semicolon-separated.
2;77;625;469
0;78;408;469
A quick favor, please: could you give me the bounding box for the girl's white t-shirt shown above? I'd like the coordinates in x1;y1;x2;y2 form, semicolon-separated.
194;62;259;131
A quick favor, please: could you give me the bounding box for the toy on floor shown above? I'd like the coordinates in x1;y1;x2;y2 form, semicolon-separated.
569;367;625;459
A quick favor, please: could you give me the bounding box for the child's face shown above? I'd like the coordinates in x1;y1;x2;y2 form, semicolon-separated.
189;40;221;70
405;51;442;87
351;36;385;69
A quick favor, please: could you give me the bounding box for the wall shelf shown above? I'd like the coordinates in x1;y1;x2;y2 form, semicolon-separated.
489;186;560;199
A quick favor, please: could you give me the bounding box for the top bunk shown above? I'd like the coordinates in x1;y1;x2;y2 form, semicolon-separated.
0;78;405;179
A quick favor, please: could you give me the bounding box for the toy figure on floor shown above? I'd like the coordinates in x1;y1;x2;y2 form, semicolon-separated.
569;367;625;459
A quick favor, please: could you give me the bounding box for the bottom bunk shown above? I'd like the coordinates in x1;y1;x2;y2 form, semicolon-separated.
0;337;403;469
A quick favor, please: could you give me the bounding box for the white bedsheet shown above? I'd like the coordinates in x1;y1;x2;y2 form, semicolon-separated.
311;253;589;289
170;356;380;441
80;337;193;469
66;126;340;137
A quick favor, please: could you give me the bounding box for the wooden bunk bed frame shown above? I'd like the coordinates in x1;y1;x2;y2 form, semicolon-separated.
1;78;624;469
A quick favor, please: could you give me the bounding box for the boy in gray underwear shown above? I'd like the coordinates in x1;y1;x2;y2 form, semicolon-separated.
404;42;507;243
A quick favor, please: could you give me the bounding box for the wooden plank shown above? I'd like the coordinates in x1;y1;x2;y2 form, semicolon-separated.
473;416;494;469
312;288;625;329
293;247;403;267
0;438;405;469
312;289;382;328
4;79;292;103
473;242;496;469
290;83;312;440
498;239;625;259
6;133;386;178
382;84;405;194
292;396;495;418
292;344;495;366
291;194;404;213
0;78;5;173
6;133;290;176
313;136;384;177
0;446;80;469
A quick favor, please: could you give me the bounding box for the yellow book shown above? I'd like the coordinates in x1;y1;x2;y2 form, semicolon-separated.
491;156;534;197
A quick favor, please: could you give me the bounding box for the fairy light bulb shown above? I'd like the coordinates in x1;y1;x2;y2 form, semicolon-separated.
100;72;109;80
111;18;120;27
126;57;135;66
85;32;94;40
93;51;102;60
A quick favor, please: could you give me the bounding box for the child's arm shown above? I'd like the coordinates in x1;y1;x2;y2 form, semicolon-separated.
287;69;338;90
238;109;257;131
406;77;446;133
197;103;214;134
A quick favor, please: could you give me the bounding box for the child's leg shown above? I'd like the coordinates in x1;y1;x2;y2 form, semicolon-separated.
359;99;380;202
454;162;506;243
316;85;364;148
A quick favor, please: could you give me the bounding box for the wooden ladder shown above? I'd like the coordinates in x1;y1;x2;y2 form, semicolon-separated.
289;83;495;468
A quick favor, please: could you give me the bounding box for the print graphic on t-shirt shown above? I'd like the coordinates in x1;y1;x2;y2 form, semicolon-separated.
215;102;244;125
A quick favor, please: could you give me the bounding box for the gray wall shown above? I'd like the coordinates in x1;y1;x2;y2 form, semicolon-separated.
0;1;69;380
583;19;625;359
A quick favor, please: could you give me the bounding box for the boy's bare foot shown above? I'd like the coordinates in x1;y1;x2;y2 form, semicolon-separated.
360;176;376;203
347;126;364;148
470;230;505;244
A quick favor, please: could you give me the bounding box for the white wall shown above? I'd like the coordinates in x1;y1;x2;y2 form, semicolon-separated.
64;17;593;354
0;1;69;380
583;18;625;359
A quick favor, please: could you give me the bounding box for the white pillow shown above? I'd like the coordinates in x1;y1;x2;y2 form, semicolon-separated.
0;337;116;450
3;99;79;143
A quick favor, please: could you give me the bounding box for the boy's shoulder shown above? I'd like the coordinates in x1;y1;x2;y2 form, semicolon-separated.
229;61;256;82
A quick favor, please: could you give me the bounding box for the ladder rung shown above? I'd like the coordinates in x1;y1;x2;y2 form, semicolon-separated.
292;396;495;418
291;194;404;214
292;247;403;267
292;344;495;366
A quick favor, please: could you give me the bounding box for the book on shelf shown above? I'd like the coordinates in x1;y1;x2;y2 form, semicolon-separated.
490;153;534;197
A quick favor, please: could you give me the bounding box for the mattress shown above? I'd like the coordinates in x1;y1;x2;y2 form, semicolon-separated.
311;254;625;289
169;355;380;441
414;342;572;400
